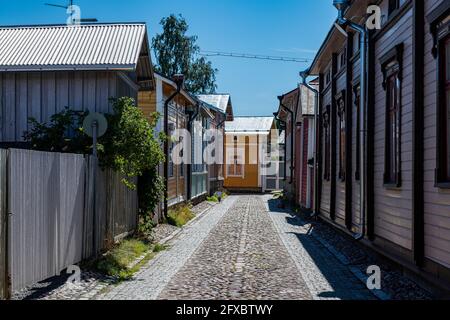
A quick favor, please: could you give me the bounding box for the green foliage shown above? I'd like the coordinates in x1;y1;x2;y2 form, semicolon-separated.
207;191;227;203
206;195;219;203
188;57;218;94
23;97;166;230
23;108;91;153
153;243;168;253
101;97;165;189
152;14;218;94
167;204;195;228
96;239;151;281
272;190;287;201
137;212;157;239
137;167;164;237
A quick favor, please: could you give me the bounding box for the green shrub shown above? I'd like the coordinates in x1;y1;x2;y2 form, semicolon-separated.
153;243;168;253
23;98;166;236
206;195;219;203
96;239;151;281
167;204;195;227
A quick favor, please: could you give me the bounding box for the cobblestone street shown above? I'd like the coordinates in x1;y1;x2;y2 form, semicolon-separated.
98;195;379;300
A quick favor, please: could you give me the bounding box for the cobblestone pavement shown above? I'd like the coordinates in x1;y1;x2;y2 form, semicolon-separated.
97;196;237;300
18;194;431;300
99;195;380;300
159;195;313;300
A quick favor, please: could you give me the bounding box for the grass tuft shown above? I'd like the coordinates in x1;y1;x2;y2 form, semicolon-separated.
96;239;151;281
153;243;168;253
207;195;219;203
167;204;195;227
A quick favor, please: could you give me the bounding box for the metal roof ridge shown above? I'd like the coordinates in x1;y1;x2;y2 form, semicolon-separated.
0;22;147;30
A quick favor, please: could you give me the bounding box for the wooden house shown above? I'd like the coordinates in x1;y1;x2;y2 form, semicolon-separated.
190;101;214;203
143;73;196;213
277;84;316;210
224;116;274;193
307;0;450;294
0;23;155;146
197;94;234;195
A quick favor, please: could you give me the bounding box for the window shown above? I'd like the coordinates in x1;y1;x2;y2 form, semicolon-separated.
336;91;346;181
354;85;361;181
384;71;401;186
388;0;400;16
325;68;332;86
227;136;244;177
323;105;331;181
429;3;450;186
227;156;243;177
353;33;360;55
437;35;450;184
380;44;403;187
338;48;347;71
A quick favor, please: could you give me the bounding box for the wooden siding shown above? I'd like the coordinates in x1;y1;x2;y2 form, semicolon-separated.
0;150;6;298
301;119;310;207
224;134;261;190
0;71;140;143
351;54;362;231
138;90;157;120
335;69;347;225
320;87;332;215
423;0;450;268
373;6;414;250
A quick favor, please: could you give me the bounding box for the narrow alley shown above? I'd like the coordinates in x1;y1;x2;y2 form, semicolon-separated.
98;196;377;300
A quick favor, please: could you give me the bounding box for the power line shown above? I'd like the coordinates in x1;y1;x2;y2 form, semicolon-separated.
199;51;312;63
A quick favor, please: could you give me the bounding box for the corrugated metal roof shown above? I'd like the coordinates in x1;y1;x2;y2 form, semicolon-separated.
197;94;231;113
225;117;274;133
0;23;147;71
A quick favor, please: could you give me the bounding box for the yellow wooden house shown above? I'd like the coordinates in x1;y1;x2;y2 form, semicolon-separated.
224;117;275;192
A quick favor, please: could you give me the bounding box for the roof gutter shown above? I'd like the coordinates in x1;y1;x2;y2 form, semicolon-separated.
300;68;320;218
278;96;295;185
333;0;368;241
273;112;288;182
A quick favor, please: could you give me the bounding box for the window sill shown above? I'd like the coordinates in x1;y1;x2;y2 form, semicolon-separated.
435;182;450;189
383;182;402;190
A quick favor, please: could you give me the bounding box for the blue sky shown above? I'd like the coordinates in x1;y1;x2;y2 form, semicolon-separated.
0;0;336;117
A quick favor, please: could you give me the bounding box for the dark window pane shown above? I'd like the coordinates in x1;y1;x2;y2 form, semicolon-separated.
386;71;400;185
355;86;361;180
447;85;450;179
388;0;399;16
446;39;450;82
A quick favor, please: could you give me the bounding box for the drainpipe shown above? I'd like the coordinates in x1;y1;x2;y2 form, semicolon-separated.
333;0;368;240
273;112;288;182
186;103;200;201
278;96;295;185
164;74;184;219
300;69;319;218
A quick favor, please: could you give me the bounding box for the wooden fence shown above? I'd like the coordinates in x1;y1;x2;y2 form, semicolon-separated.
0;150;7;298
0;149;138;296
